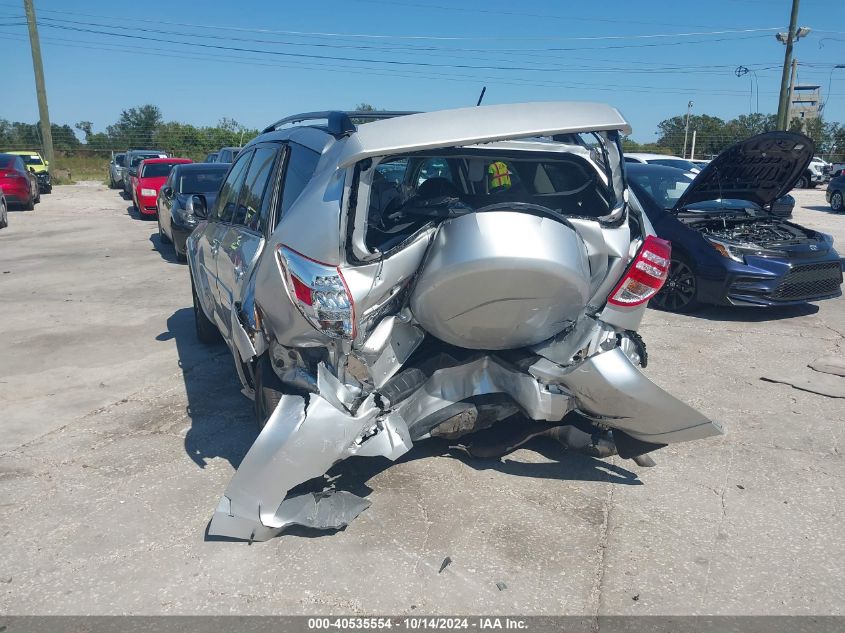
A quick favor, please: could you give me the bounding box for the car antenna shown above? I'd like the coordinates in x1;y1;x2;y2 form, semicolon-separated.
476;86;487;106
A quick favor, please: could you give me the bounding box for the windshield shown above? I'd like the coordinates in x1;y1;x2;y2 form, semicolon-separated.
647;158;699;172
178;169;225;193
141;162;183;178
627;170;693;209
18;154;43;166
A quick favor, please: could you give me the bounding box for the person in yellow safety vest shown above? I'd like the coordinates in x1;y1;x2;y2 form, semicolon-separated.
487;161;511;192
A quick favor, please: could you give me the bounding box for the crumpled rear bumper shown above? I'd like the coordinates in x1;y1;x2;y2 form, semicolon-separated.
209;347;721;541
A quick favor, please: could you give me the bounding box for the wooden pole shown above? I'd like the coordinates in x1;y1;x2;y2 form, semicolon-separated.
23;0;54;168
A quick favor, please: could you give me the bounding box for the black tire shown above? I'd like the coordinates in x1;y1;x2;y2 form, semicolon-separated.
831;191;843;212
22;195;34;211
650;254;701;313
796;175;809;189
191;276;219;344
158;216;171;244
0;201;7;228
254;352;284;430
34;188;40;204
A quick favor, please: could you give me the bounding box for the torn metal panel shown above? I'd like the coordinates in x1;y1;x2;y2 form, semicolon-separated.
357;316;425;388
549;347;723;444
209;391;382;541
209;366;414;541
396;356;574;440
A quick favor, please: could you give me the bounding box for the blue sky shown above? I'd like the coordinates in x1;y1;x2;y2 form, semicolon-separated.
1;0;843;141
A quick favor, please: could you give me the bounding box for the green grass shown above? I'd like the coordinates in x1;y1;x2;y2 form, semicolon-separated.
52;153;110;185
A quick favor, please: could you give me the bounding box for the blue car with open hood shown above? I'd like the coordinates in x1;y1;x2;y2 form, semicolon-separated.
626;131;843;312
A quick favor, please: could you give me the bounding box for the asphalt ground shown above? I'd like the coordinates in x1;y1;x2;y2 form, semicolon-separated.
0;184;843;615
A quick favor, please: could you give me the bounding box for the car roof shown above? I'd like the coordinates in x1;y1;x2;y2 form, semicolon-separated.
335;102;631;168
141;157;192;164
6;150;42;155
173;162;228;171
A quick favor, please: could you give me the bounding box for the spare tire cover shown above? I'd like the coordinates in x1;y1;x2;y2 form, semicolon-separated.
410;211;591;350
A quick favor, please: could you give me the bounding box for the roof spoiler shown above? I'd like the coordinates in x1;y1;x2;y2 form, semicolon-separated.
261;110;420;137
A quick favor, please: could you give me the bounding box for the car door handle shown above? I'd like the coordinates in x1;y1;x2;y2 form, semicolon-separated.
210;239;221;255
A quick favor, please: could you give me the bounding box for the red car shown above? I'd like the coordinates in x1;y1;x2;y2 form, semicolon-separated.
0;153;39;210
133;157;192;218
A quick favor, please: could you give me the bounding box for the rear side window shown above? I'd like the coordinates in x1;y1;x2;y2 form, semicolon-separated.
234;146;278;232
141;162;183;178
214;150;252;223
115;154;125;167
279;143;321;222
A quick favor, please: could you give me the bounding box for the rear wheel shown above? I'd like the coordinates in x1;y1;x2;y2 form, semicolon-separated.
831;191;843;212
0;200;7;228
650;255;700;313
22;194;34;211
796;175;810;189
191;277;219;344
254;353;284;430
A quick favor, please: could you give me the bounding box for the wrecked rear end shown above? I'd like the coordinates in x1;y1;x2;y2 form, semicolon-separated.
210;104;723;541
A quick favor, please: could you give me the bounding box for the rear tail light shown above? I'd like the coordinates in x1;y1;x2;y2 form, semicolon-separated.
276;245;355;339
607;236;672;307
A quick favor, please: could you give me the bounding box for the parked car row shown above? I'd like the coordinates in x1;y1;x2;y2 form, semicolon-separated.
105;147;235;260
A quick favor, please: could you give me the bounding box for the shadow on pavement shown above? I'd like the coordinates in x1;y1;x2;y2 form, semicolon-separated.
654;302;820;323
160;308;258;471
149;231;181;264
805;205;840;215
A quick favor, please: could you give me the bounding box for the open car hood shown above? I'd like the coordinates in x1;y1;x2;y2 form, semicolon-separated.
673;131;814;212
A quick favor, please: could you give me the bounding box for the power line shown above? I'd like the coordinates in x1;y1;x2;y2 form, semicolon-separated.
0;1;785;43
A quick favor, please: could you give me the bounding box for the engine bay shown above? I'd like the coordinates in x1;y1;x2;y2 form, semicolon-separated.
685;216;816;248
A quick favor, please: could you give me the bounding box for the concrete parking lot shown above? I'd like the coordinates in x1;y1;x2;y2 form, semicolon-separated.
0;184;843;616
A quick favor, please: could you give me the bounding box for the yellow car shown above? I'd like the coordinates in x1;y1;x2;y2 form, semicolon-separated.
6;150;51;193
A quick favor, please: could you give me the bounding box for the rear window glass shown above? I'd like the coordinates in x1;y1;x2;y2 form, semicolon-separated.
361;132;626;255
178;169;226;193
142;162;183;178
0;155;15;169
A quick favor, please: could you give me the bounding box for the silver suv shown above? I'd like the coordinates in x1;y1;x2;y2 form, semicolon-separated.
186;103;722;541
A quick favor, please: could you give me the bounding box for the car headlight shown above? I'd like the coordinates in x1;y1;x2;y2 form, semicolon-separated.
141;188;156;197
705;237;745;263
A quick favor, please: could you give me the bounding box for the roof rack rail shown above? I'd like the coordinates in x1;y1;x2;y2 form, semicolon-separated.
261;110;420;136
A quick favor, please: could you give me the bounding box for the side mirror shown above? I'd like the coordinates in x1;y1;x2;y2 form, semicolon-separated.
161;185;173;198
129;167;137;177
191;194;208;219
29;167;36;173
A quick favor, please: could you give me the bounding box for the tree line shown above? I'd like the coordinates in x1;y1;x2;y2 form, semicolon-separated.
2;104;843;163
0;105;260;160
625;112;845;161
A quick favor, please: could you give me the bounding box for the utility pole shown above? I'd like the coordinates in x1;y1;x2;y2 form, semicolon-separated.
682;100;693;159
786;58;798;129
23;0;54;168
776;0;801;130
